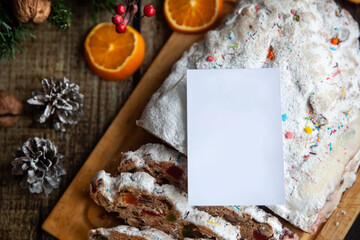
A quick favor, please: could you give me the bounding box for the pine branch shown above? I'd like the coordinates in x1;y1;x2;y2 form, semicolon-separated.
91;0;120;23
0;1;34;61
49;0;72;30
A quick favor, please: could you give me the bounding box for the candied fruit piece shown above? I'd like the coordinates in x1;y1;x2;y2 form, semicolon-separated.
165;213;177;222
165;165;184;180
253;230;267;240
123;193;138;205
280;229;295;240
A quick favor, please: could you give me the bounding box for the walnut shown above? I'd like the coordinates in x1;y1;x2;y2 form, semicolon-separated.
0;90;23;127
12;0;51;23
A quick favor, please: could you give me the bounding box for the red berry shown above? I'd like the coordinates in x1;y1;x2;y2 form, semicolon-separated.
130;4;138;14
116;3;126;15
112;15;123;25
116;23;127;33
144;4;155;17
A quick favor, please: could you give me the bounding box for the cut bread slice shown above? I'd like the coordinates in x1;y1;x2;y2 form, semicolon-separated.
118;143;187;192
90;170;241;239
115;143;297;240
198;206;297;240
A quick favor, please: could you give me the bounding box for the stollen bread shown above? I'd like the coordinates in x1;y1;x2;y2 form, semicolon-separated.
138;0;360;233
90;170;241;239
118;143;187;192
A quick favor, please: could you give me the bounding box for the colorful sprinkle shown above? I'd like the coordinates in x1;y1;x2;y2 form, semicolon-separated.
293;15;300;21
331;38;339;45
330;47;337;51
176;154;181;163
207;55;215;62
234;205;242;211
267;51;274;59
208;221;220;225
278;29;282;36
255;5;261;12
330;143;332;151
304;126;313;134
282;114;288;121
291;177;298;182
285;132;293;139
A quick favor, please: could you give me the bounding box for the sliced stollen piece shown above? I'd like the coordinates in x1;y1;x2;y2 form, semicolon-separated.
137;0;360;233
118;143;187;192
117;143;297;240
90;170;241;240
89;225;174;240
198;206;297;240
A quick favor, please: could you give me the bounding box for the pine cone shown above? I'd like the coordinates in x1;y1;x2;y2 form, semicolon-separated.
11;137;66;195
27;77;84;132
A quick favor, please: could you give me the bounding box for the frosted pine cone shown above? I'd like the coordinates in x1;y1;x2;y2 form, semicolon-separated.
27;77;84;132
11;137;66;195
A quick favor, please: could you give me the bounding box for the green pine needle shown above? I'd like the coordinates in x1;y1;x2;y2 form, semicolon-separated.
0;0;124;62
0;1;34;61
49;0;72;30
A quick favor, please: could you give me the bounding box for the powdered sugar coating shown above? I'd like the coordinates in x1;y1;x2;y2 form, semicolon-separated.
121;143;187;173
89;225;174;239
138;0;360;232
91;171;156;202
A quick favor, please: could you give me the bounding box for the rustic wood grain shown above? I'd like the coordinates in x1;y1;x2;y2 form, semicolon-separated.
1;0;360;239
0;0;169;239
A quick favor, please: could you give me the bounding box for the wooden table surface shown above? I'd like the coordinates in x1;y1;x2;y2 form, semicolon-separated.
0;0;359;239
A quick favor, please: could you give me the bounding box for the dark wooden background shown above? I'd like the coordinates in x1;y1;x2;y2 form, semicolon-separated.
0;0;359;239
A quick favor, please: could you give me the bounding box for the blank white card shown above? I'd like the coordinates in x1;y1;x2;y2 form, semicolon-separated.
187;68;285;206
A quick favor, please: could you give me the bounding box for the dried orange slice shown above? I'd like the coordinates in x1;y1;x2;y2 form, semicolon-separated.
84;23;145;81
164;0;223;33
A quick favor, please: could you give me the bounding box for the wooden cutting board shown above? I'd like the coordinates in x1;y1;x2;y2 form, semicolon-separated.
42;2;360;239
